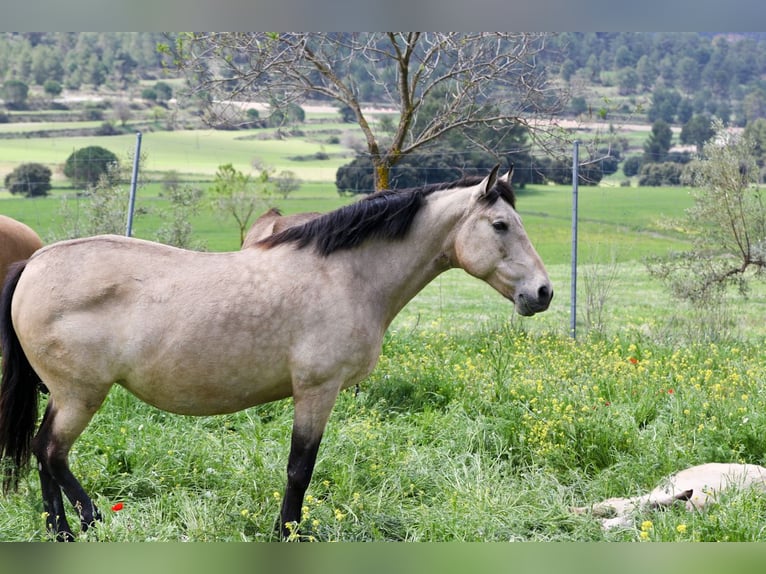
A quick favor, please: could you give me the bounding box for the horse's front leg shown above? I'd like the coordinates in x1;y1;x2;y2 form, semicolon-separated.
279;430;322;539
279;385;339;540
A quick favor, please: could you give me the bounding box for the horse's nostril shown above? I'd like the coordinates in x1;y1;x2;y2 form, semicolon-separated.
538;284;552;302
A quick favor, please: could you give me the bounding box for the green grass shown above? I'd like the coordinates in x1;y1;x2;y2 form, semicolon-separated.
3;295;766;541
0;127;354;183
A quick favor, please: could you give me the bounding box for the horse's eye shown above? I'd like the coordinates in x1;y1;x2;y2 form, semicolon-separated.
492;221;509;232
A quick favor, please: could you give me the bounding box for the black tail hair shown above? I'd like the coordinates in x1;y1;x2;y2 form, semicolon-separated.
0;260;41;492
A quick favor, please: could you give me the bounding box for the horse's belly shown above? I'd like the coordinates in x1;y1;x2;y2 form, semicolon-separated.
118;339;295;415
121;374;293;416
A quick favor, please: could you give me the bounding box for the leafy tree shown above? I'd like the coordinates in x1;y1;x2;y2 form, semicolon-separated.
43;79;62;98
623;155;643;177
54;162;131;240
2;80;29;109
169;32;567;191
676;56;702;94
570;96;588;116
643;120;673;163
63;145;120;188
616;68;639;95
680;114;715;153
743;117;766;175
338;104;355;123
141;87;157;102
267;102;305;127
153;81;173;103
638;162;683;186
647;88;682;123
647;119;766;302
742;88;766;125
614;45;635;68
155;183;205;250
635;55;657;91
4;163;52;197
209;163;270;245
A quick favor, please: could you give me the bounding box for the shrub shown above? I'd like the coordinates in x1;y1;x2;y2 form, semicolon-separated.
623;155;643;177
638;162;683;186
63;145;120;188
141;88;158;102
96;122;120;136
4;163;52;197
81;105;104;121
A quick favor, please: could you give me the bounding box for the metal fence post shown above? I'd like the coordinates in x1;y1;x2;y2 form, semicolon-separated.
570;140;580;339
126;131;142;237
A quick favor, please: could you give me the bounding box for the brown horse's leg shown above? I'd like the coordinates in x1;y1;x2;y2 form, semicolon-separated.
33;398;103;539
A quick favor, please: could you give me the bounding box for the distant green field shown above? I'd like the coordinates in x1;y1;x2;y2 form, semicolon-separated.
516;183;693;266
0;129;353;183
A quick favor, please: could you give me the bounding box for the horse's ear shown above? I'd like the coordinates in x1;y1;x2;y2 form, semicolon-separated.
499;164;514;184
475;164;500;199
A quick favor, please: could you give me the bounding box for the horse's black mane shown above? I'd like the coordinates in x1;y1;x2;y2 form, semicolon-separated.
257;174;515;257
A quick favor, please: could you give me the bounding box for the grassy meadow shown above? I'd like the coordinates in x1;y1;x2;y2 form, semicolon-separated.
3;116;766;542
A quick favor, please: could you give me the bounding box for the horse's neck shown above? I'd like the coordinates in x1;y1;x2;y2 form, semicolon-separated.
344;187;469;327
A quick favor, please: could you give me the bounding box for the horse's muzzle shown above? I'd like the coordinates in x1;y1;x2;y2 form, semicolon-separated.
516;283;553;316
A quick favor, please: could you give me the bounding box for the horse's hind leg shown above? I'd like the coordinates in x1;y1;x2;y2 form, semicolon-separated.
37;460;75;541
33;405;75;540
32;398;103;539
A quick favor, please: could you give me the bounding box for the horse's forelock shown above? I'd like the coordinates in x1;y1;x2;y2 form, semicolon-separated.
484;178;516;209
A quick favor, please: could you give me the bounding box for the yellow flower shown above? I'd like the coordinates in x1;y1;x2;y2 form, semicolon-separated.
677;524;687;534
639;531;650;540
641;520;653;531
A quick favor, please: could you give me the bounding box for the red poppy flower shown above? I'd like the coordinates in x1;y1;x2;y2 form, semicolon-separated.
111;502;124;512
667;388;674;394
629;357;638;365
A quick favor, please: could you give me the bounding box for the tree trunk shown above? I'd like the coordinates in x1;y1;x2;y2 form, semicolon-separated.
374;161;390;192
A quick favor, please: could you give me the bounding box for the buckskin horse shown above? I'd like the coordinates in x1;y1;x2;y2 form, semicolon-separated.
0;165;552;540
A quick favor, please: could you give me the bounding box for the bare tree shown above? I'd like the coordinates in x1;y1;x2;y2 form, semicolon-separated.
273;169;302;199
167;33;568;191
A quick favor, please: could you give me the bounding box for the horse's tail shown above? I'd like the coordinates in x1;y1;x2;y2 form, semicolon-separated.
0;260;41;492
